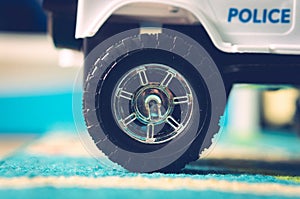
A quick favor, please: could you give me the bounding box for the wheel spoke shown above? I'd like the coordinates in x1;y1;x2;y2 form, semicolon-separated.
121;113;137;126
138;69;149;86
173;95;190;105
166;116;182;131
146;123;155;142
160;71;175;87
117;89;134;100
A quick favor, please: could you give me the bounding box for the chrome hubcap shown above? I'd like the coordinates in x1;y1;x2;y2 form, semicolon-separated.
112;64;193;144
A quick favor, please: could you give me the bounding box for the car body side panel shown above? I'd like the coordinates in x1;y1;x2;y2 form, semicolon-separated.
76;0;300;54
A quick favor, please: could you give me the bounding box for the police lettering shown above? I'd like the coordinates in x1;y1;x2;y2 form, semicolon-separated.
228;8;291;24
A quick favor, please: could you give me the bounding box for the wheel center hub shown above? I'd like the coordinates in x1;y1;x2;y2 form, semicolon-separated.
134;85;173;125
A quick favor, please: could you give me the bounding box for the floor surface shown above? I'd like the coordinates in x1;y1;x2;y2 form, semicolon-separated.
0;130;299;199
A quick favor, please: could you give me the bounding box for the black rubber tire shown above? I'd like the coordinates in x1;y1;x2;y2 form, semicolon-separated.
83;30;226;173
294;97;300;137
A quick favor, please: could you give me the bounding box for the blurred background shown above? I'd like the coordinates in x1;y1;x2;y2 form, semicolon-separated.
0;0;81;134
0;0;299;162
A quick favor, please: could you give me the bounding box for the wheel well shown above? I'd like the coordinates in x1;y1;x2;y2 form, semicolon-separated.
75;0;224;49
110;2;200;25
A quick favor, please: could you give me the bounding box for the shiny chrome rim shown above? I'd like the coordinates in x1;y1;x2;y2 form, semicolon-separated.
112;64;193;144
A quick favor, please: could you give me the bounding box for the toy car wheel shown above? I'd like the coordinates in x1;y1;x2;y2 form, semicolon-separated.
83;30;226;172
294;97;300;136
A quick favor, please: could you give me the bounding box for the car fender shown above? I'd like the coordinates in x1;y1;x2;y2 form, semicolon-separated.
76;0;300;54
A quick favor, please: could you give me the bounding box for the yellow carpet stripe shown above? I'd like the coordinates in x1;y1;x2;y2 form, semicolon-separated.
276;176;300;183
0;176;300;196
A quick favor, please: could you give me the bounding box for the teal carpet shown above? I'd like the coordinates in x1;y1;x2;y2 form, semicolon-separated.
0;131;299;199
1;188;297;199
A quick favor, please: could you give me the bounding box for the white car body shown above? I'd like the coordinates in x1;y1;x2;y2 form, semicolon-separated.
75;0;300;55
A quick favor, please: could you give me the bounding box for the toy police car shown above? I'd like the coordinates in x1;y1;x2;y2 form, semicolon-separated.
44;0;300;172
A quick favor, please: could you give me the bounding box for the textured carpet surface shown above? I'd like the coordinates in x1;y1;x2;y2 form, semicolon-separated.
0;131;300;199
